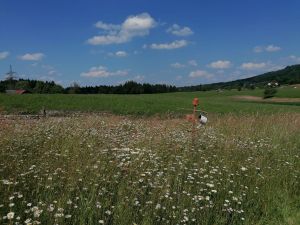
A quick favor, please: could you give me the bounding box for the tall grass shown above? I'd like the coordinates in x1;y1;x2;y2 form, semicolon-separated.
0;113;299;224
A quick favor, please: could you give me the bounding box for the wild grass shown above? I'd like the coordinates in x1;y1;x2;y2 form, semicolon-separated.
0;113;299;224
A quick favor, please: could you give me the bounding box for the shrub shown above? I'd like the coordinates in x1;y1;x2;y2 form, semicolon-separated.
264;87;277;98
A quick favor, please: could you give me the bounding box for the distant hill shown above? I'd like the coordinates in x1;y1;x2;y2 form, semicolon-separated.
180;64;300;91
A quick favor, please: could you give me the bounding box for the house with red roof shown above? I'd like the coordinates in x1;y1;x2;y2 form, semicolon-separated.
5;89;30;95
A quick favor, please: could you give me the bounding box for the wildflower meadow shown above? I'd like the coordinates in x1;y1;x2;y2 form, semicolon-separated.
0;113;299;225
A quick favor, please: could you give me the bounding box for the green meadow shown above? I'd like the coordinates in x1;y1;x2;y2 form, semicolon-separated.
0;86;299;115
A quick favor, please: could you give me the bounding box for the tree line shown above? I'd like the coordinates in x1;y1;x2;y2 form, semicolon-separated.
0;79;64;93
66;81;177;94
1;64;299;94
0;79;178;94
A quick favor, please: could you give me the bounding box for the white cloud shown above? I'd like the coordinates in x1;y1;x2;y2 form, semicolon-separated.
19;53;44;61
209;60;232;69
241;62;267;70
253;44;281;53
167;24;193;36
150;40;188;50
188;60;197;66
38;76;59;82
171;60;197;69
95;21;121;31
266;65;285;71
189;70;213;79
118;75;145;84
108;51;128;57
241;61;285;73
265;45;281;52
133;75;145;82
122;13;156;31
87;13;156;45
115;51;127;57
171;62;185;68
289;55;300;63
81;66;128;78
88;35;126;45
0;51;9;60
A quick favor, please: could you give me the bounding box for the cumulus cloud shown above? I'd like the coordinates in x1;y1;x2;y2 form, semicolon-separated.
289;55;300;63
122;13;156;31
81;66;128;78
150;40;188;50
133;75;145;82
87;35;126;45
241;62;267;70
19;53;45;61
94;21;121;31
265;45;281;52
209;60;232;69
171;62;185;68
171;60;197;69
253;45;281;53
108;51;128;57
0;51;9;60
241;61;285;73
115;51;128;57
189;70;213;79
87;13;156;45
167;24;193;36
118;75;145;84
266;65;285;71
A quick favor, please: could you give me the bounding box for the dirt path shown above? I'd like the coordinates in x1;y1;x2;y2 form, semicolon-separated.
233;96;300;103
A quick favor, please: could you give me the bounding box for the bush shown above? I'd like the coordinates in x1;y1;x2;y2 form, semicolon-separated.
264;87;277;99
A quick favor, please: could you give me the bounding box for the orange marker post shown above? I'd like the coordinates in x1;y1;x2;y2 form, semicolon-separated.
192;98;199;142
193;98;199;123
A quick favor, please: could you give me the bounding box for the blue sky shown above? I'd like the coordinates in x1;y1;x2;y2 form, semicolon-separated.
1;0;300;87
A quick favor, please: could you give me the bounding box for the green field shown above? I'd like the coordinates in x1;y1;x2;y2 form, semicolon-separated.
0;86;299;115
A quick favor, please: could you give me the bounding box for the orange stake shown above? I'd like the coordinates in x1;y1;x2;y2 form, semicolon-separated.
192;98;199;140
192;98;199;107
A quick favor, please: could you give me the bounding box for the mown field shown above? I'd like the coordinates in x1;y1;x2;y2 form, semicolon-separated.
0;86;300;115
0;86;299;225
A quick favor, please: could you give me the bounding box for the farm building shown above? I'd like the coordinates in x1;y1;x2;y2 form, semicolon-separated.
5;89;30;95
267;80;279;87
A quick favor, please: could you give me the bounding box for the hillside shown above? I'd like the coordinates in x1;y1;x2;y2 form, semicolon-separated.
180;64;300;91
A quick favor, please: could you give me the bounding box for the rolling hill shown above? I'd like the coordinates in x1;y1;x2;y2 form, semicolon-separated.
180;64;300;91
